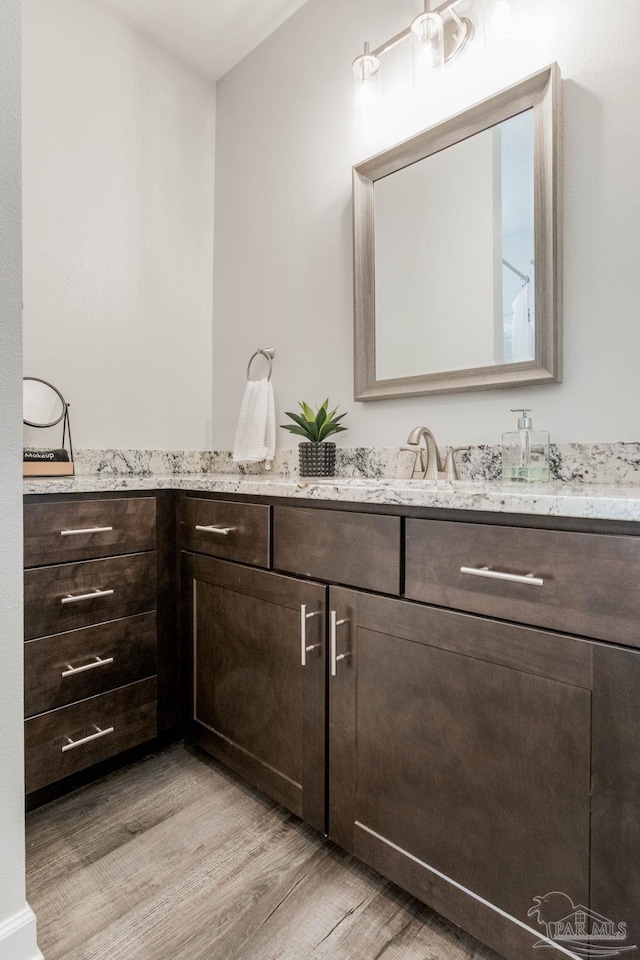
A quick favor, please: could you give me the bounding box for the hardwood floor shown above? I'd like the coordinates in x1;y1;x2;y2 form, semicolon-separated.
26;743;503;960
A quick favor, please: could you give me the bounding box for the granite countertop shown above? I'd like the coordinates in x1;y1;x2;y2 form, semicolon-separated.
22;473;640;522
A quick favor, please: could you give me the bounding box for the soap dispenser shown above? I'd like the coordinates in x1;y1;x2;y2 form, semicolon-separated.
502;409;550;483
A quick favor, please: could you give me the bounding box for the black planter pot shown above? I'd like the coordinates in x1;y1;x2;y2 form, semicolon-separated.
298;442;336;478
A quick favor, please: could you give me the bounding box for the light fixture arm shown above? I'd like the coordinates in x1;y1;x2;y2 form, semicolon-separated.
433;0;466;13
370;26;410;60
368;0;470;61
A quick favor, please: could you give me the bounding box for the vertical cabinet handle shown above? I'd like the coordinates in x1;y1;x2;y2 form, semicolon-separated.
300;604;322;666
330;611;350;677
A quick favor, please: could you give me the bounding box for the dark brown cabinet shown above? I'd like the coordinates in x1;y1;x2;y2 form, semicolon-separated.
183;497;640;960
23;493;164;796
180;497;270;567
273;505;401;594
24;552;157;640
405;518;640;648
183;552;326;833
328;588;594;959
25;489;640;960
25;678;157;794
24;496;156;567
591;644;640;954
24;613;157;716
184;506;640;960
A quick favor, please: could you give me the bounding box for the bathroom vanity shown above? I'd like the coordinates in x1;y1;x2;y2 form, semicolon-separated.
22;477;640;960
23;492;178;793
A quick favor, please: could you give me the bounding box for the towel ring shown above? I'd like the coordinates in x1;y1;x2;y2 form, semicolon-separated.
247;347;275;382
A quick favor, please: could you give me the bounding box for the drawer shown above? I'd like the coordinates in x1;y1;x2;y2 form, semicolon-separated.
180;497;270;567
405;519;640;646
273;506;401;594
25;677;157;793
24;496;156;567
25;612;157;717
24;553;157;640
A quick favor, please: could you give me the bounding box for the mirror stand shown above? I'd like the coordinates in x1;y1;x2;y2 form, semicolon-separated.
23;377;75;477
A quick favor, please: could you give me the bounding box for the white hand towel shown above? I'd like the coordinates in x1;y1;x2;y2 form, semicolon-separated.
233;378;276;469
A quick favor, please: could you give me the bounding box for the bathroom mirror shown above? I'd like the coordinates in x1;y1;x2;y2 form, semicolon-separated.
23;377;67;427
354;64;561;400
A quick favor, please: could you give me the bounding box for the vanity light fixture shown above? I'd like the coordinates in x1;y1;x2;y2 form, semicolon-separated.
353;0;474;103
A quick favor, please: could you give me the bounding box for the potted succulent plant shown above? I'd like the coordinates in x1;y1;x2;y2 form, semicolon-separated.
281;400;348;477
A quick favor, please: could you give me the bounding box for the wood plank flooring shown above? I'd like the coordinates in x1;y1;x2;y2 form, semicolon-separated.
26;742;503;960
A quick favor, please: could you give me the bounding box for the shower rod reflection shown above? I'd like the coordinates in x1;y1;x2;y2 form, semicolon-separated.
502;258;531;284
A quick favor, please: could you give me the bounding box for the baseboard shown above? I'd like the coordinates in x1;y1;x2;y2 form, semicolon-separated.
0;905;43;960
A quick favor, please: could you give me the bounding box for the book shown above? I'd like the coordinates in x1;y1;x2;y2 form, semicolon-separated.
23;448;70;462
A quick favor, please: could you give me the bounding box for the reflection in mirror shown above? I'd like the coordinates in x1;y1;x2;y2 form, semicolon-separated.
375;110;534;380
23;377;66;427
354;65;561;400
501;111;535;365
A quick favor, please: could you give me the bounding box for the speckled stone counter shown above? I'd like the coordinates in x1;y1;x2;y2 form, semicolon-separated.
25;442;640;484
23;473;640;523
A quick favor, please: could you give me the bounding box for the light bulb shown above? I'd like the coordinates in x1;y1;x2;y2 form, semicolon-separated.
411;11;445;90
352;48;381;124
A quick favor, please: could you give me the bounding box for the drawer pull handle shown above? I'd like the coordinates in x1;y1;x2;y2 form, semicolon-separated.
460;566;544;587
61;725;115;753
61;588;115;605
300;604;322;666
194;525;237;536
330;611;351;677
61;526;113;537
61;656;114;678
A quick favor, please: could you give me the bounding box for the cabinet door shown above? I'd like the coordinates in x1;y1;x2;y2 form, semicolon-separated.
329;588;592;960
591;644;640;955
183;553;326;832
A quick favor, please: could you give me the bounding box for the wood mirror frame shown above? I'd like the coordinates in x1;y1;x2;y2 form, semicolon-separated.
353;64;561;401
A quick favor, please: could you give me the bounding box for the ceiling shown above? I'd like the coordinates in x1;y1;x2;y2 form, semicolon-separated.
99;0;309;81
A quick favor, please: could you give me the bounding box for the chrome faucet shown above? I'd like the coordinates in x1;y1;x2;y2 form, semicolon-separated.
403;427;470;481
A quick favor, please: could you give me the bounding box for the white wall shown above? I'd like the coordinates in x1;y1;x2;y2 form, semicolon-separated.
0;1;41;956
23;0;216;451
213;0;640;447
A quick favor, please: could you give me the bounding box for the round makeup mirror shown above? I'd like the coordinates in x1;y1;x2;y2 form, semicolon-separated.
23;377;67;428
